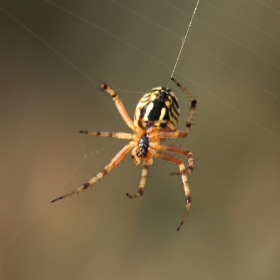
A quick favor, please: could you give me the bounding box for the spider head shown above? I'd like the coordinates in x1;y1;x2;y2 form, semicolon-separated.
136;134;149;157
131;134;153;165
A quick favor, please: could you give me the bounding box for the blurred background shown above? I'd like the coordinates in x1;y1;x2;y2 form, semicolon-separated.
1;0;280;279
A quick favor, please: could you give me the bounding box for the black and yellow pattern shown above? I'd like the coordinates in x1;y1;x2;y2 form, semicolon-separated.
134;87;180;129
52;77;196;231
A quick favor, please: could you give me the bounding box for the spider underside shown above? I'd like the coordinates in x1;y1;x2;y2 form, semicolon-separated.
51;77;197;231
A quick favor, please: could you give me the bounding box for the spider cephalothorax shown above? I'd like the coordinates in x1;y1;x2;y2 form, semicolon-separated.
52;77;197;231
136;134;149;158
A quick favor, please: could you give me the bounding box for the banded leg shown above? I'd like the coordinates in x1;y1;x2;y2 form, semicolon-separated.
80;130;135;140
159;145;194;174
51;142;134;203
126;162;150;199
100;83;137;131
156;152;191;231
171;77;197;138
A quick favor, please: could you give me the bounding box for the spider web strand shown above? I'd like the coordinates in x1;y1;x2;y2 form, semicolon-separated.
171;0;200;77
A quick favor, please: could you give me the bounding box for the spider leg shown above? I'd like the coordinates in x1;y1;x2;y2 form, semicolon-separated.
171;77;197;138
80;130;135;140
51;142;134;203
159;145;194;174
100;83;137;132
156;152;191;231
126;162;150;199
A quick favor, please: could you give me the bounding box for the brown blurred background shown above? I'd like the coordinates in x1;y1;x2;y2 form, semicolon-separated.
1;0;280;279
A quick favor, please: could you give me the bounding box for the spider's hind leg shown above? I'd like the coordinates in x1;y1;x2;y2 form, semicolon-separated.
100;83;137;131
171;77;197;138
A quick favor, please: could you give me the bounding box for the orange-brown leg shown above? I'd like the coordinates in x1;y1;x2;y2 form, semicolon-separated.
80;130;135;140
51;142;134;203
171;77;197;138
126;162;150;199
100;83;137;131
156;152;191;231
159;145;194;173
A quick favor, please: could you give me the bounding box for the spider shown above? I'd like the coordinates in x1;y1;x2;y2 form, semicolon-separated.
51;77;197;231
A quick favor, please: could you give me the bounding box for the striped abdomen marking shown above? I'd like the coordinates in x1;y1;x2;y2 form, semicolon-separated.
134;87;180;129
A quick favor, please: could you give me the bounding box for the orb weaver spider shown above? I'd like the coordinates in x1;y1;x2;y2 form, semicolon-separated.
51;77;197;231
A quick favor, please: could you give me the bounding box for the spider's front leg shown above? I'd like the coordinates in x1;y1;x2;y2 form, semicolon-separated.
126;142;154;199
51;142;134;203
126;162;150;199
156;152;191;231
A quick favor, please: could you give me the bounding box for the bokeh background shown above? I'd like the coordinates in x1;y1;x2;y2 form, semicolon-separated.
1;0;280;279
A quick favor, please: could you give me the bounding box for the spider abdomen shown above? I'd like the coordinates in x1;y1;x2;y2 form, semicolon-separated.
134;87;180;129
